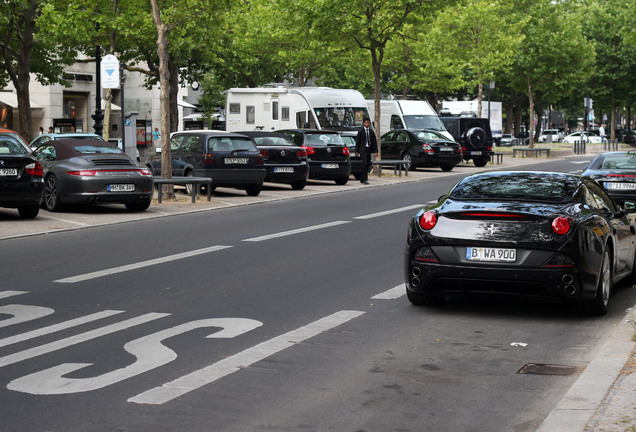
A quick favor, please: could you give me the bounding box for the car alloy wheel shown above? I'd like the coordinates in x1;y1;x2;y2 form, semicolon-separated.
44;175;63;212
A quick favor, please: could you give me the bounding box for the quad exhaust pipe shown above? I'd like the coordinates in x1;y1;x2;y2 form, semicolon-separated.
561;274;576;295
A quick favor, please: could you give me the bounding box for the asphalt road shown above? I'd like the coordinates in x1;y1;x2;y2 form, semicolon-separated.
0;156;634;432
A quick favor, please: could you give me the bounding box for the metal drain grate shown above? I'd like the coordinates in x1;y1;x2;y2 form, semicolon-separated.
517;363;584;376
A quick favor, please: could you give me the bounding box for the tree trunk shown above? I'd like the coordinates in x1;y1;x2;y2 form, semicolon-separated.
169;60;179;132
371;47;382;161
150;0;174;199
527;76;534;149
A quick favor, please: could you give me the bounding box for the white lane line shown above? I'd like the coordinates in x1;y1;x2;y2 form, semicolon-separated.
571;160;592;164
41;215;89;226
0;310;125;348
129;309;365;405
242;221;351;242
354;204;424;220
0;312;169;368
54;245;232;283
0;291;28;300
371;285;405;300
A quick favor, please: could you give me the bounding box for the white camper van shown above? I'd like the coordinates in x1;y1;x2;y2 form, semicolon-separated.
226;86;370;132
366;99;453;140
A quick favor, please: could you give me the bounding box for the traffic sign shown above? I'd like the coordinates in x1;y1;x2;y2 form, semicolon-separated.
101;55;120;89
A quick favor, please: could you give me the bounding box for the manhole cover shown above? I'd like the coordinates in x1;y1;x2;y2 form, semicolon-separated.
517;363;583;376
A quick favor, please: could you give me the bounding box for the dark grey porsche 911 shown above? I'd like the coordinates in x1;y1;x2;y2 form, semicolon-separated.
404;171;636;315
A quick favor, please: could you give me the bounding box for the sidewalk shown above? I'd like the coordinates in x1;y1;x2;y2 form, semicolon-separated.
0;143;634;431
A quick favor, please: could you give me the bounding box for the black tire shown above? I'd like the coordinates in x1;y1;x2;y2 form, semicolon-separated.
43;175;64;212
402;153;414;171
407;290;444;306
334;177;348;185
291;180;306;190
125;200;151;212
18;205;39;219
246;185;262;196
184;171;200;196
440;164;454;172
473;157;488;167
580;249;612;315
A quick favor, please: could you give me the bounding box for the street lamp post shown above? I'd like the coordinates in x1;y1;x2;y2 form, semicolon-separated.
92;43;104;136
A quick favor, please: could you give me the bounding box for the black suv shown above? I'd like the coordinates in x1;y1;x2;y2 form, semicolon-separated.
439;117;494;167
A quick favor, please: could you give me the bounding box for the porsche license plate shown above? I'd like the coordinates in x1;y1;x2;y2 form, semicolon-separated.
108;184;135;192
321;163;338;169
225;158;248;164
466;247;516;262
0;168;18;176
604;182;636;191
274;167;294;173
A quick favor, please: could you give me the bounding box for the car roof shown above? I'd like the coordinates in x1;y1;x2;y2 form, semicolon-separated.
172;130;248;138
235;131;291;139
278;129;340;134
42;139;122;160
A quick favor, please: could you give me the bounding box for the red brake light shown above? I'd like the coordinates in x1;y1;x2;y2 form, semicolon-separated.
419;211;437;230
66;170;97;176
25;162;43;176
342;146;350;156
302;145;315;155
297;149;307;159
256;155;264;165
552;217;571;235
260;149;269;157
139;168;152;176
203;154;215;165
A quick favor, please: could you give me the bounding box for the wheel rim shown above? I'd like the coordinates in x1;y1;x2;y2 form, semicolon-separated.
600;251;611;306
185;172;194;195
402;154;412;170
44;177;58;209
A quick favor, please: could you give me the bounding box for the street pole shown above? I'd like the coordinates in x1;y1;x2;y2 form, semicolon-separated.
120;62;125;153
92;43;104;136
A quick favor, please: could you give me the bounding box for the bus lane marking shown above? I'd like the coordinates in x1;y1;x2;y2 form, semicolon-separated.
129;309;365;405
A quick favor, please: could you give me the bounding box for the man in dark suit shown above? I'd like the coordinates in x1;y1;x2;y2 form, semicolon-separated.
355;118;379;184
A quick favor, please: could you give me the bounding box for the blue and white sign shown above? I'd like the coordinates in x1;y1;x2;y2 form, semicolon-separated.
101;55;120;89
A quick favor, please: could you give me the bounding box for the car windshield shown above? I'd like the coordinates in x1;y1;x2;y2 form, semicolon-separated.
252;136;294;146
450;173;577;203
305;133;344;146
207;137;257;152
403;115;446;132
592;153;636;170
0;136;29;155
414;130;449;142
313;107;369;130
72;145;123;154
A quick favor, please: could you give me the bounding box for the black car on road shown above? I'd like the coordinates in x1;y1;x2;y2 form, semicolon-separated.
236;131;308;190
146;131;266;196
0;131;43;218
380;129;462;171
582;151;636;205
439;117;494;167
405;171;636;315
278;129;351;185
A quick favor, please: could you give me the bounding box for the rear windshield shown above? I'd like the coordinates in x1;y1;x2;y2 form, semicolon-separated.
72;145;123;154
590;152;636;170
304;133;344;146
207;137;257;152
450;173;577;202
251;136;294;146
0;136;30;155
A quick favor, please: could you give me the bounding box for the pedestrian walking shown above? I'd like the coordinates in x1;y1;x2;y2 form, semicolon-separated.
355;118;378;185
153;127;161;144
599;124;607;144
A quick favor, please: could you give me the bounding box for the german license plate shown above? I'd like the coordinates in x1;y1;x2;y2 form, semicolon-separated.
321;163;338;169
0;168;17;176
108;184;135;192
466;247;516;262
225;158;248;164
274;167;294;173
604;182;636;191
439;147;453;151
471;151;482;156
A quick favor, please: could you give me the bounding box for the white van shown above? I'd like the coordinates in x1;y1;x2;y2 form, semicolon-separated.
226;86;370;132
366;99;453;140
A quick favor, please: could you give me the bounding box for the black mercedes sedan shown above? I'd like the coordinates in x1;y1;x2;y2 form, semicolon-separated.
380;129;462;171
278;129;351;185
235;131;309;190
404;171;636;315
582;151;636;205
0;132;43;218
33;140;154;212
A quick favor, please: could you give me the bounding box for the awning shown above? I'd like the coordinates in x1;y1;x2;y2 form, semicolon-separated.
0;92;43;109
178;99;197;109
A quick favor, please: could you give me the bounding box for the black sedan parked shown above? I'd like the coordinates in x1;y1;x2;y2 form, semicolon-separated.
146;131;265;196
278;129;351;185
236;131;308;190
0;133;43;218
339;131;369;181
404;171;636;315
582;152;636;205
33;140;153;212
380;129;462;171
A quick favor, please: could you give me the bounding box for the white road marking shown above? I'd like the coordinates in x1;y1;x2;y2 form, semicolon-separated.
0;305;54;329
571;160;592;164
242;221;351;242
0;291;27;300
371;285;405;300
8;318;263;395
354;204;424;220
129;309;365;405
0;310;125;348
41;215;89;226
0;312;169;368
54;245;232;283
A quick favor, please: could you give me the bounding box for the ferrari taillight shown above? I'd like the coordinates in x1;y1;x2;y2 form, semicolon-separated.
552;217;571;235
419;211;437;230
